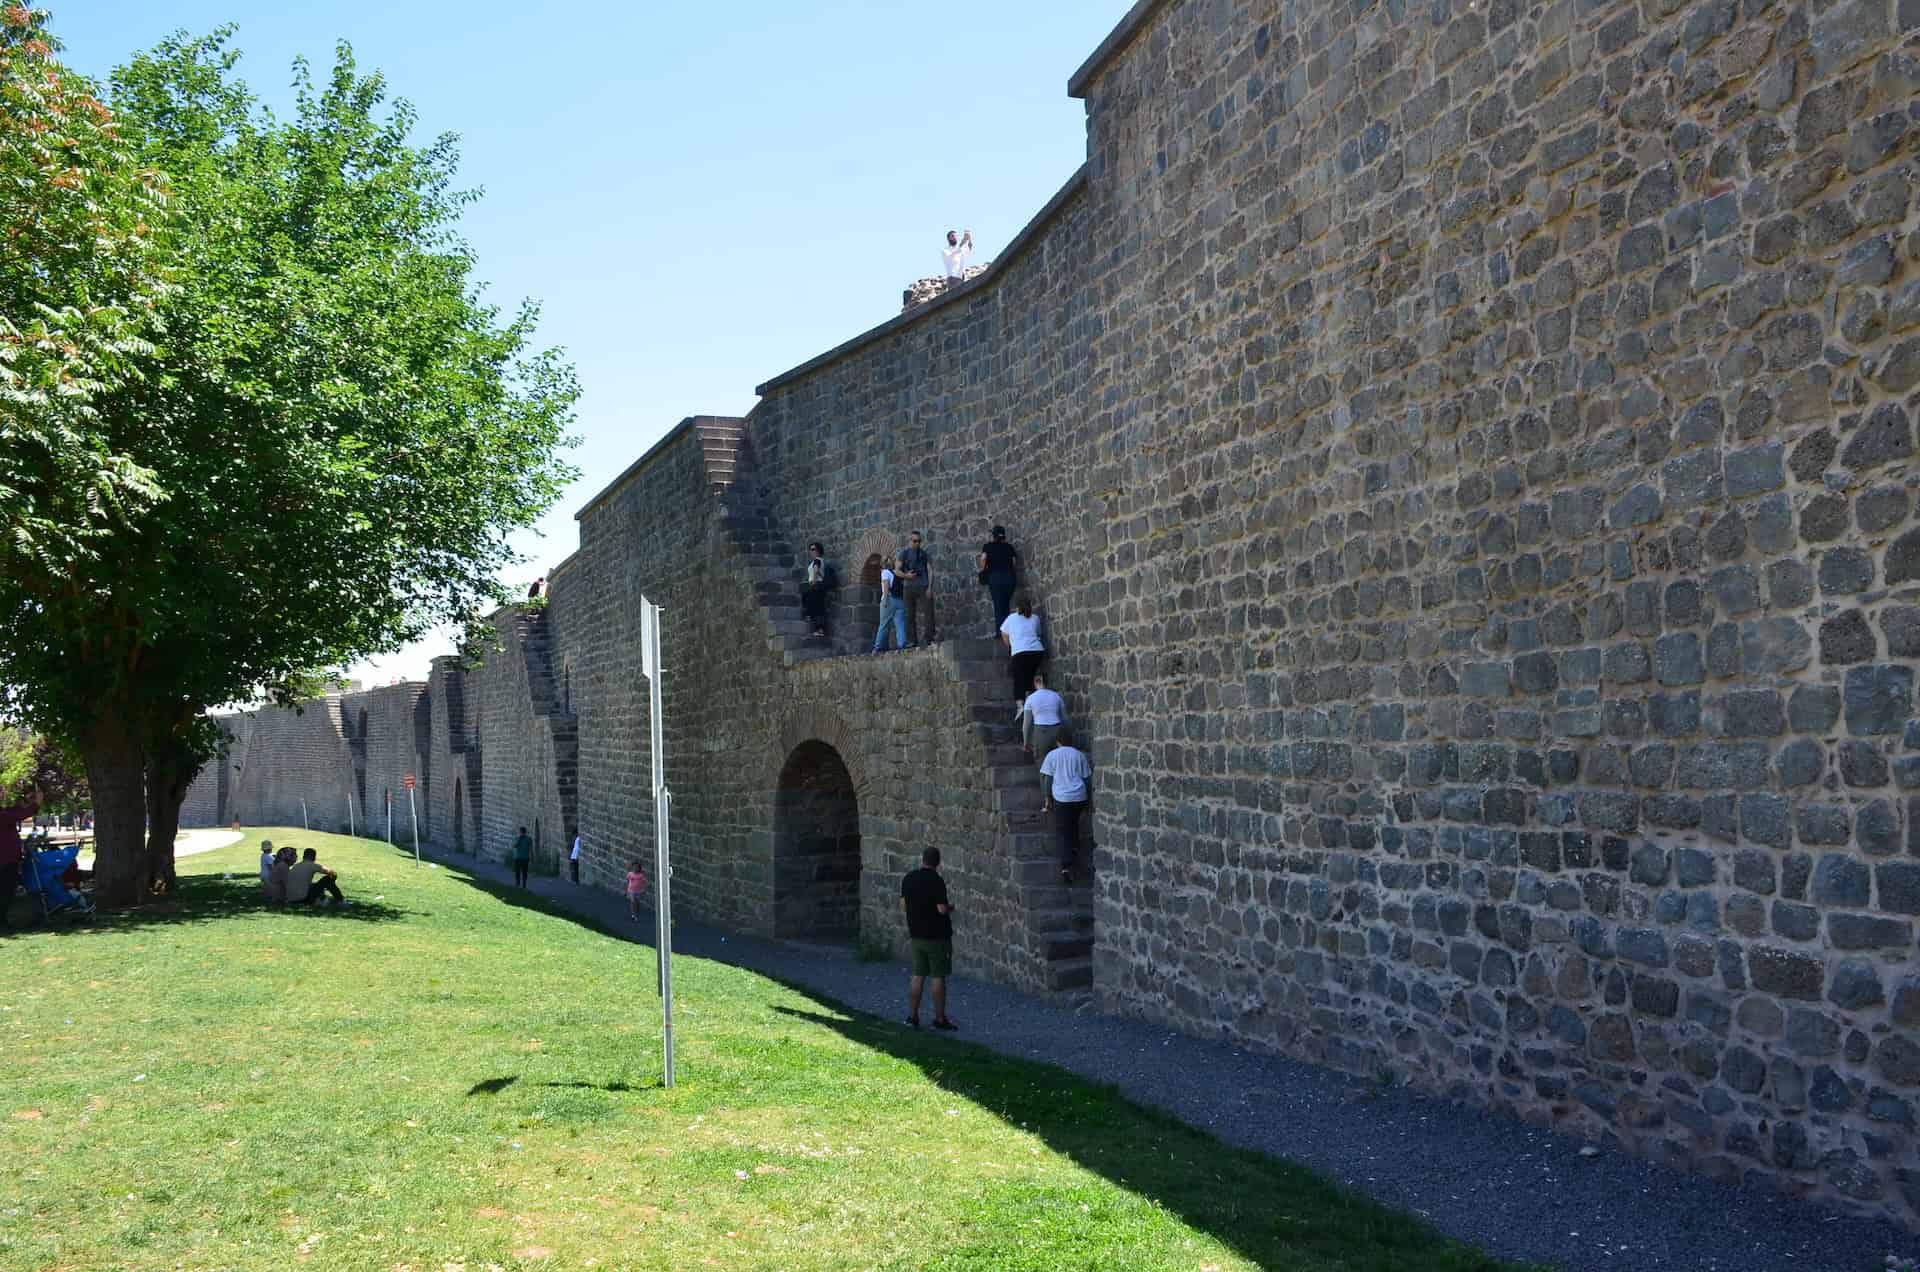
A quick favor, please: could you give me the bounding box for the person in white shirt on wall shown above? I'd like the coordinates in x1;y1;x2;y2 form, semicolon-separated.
569;831;583;884
942;229;973;289
998;589;1045;709
1019;670;1069;765
1039;728;1092;884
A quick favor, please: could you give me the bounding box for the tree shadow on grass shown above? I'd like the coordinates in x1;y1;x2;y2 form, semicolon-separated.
770;1005;1534;1272
0;871;412;938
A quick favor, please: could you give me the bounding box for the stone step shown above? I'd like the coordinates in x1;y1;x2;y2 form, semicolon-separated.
1029;907;1095;933
1045;957;1093;991
1022;878;1096;909
1038;931;1094;961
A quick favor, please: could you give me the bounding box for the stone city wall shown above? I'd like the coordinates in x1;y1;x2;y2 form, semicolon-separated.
194;0;1920;1226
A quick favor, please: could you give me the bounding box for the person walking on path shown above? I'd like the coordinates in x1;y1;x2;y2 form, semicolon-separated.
901;846;958;1031
626;861;649;921
1039;729;1093;884
510;826;533;888
942;229;973;289
897;530;935;646
978;525;1019;630
872;553;907;653
569;831;583;884
999;589;1046;708
1020;670;1069;764
800;542;836;639
0;784;42;929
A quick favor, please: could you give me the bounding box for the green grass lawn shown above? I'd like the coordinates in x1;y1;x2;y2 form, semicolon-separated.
2;828;1531;1271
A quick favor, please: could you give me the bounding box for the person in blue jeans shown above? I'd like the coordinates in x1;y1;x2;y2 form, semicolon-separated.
872;553;907;653
978;525;1019;629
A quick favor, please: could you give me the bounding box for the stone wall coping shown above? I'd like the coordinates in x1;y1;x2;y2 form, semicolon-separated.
573;414;745;523
753;164;1088;397
1066;0;1175;99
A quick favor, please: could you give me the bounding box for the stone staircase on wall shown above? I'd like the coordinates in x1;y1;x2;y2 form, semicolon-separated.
697;419;1093;995
698;418;832;668
947;637;1096;995
511;607;580;842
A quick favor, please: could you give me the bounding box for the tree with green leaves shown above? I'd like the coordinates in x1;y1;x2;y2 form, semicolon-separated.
0;23;577;905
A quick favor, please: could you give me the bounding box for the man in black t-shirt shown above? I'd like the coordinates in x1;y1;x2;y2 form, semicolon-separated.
900;846;958;1031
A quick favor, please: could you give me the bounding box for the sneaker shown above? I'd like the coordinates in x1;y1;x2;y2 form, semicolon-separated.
932;1018;959;1031
1059;867;1073;885
904;1015;920;1029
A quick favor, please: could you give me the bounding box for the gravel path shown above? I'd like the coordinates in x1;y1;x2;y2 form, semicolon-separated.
420;845;1919;1272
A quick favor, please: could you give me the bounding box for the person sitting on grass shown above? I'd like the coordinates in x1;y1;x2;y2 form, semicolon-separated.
626;861;649;921
265;845;296;903
258;840;276;896
287;848;348;908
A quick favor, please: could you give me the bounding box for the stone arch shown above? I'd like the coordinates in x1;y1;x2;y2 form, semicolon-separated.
776;708;869;795
774;740;862;939
843;525;895;651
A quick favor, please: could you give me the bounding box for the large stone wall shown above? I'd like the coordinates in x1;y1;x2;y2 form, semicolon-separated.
193;0;1920;1226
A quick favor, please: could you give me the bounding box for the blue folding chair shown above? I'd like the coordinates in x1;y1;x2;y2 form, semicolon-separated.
23;844;94;922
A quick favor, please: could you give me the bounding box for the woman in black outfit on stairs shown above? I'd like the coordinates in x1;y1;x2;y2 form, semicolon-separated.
979;525;1019;629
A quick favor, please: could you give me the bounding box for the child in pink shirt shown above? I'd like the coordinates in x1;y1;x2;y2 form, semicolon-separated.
626;862;649;920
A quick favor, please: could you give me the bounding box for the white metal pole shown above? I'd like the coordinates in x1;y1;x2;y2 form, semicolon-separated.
300;797;308;831
645;598;674;1087
347;788;356;838
410;787;420;864
387;793;392;844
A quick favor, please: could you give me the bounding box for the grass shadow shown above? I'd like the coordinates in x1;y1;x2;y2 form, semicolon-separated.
770;1005;1533;1272
0;872;412;938
467;1075;520;1096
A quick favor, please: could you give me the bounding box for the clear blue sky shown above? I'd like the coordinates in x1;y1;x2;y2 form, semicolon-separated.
56;0;1129;685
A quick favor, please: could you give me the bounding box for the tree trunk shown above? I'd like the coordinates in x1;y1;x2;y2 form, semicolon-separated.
80;711;148;907
144;757;193;895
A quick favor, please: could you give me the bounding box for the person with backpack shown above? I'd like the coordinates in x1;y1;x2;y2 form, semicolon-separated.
800;542;836;639
872;553;907;653
978;525;1019;629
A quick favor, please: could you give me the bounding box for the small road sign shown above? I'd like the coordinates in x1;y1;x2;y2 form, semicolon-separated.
403;773;416;790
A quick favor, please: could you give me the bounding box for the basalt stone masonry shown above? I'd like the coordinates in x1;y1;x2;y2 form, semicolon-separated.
190;0;1920;1225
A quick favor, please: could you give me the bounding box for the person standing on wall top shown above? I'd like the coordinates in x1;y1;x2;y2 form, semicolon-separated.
942;229;973;290
901;846;958;1031
568;830;583;884
978;525;1019;629
999;589;1046;709
800;542;836;639
897;530;935;646
1039;728;1092;885
1020;669;1068;764
872;553;907;653
527;577;544;600
510;825;533;888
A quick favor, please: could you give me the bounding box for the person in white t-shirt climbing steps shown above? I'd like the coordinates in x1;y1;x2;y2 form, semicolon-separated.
942;229;973;290
1019;670;1068;764
1039;728;1092;885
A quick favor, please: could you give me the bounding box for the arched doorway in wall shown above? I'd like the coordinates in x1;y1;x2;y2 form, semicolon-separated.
453;779;466;851
774;741;862;940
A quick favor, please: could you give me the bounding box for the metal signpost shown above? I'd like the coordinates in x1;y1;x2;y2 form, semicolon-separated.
347;788;356;838
299;797;309;832
641;598;675;1087
405;773;419;864
386;790;393;845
